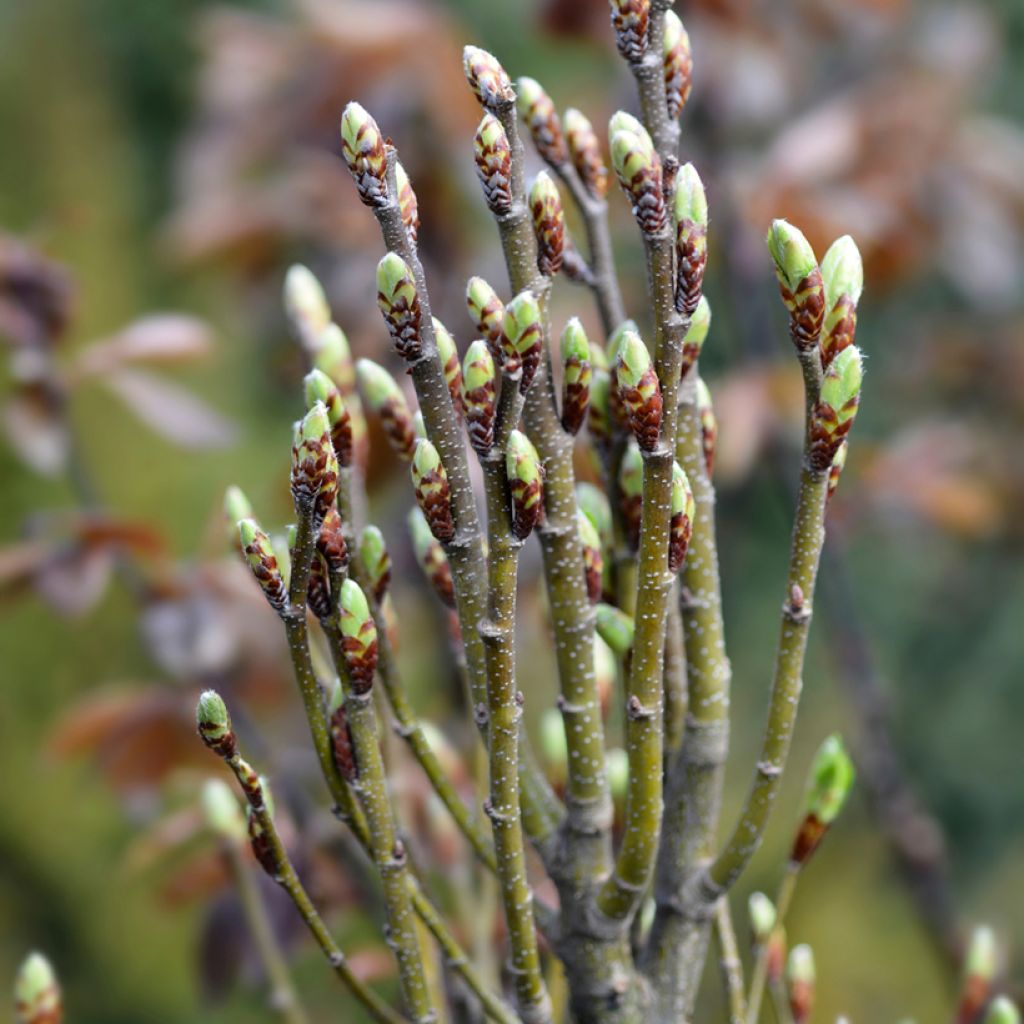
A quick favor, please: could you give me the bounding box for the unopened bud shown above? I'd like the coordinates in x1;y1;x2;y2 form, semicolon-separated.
595;602;634;657
618;440;644;548
463;45;514;110
339;579;378;694
560;318;592;435
411;439;455;543
239;518;288;614
530;171;565;277
506;430;544;540
673;163;708;317
504;290;544;393
433;317;463;418
767;219;824;349
792;733;856;864
517;76;568;166
616;329;663;451
304;367;353;467
340;102;388;207
810;346;863;472
284;264;331;348
408;507;456;608
680;295;711;379
202;777;246;842
786;944;816;1024
14;952;61;1024
668;461;695;573
394;159;420;244
588;368;613;451
359;524;391;601
376;252;422;362
820;235;863;369
466;276;508;364
609;0;650;63
578;510;604;604
748;892;777;942
223;485;253;525
329;681;358;781
564;107;608;199
462;339;497;455
610;116;665;237
313;322;356;398
291;403;338;526
663;10;693;120
696;376;716;477
474;114;512;216
357;359;417;460
197;689;235;759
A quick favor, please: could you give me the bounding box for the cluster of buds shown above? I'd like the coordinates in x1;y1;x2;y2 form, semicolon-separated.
329;681;358;781
196;689;237;760
563;108;608;199
767;220;825;350
411;439;455;543
376;252;422;362
791;734;856;865
506;430;544;540
809;346;863;472
696;376;717;477
819;235;864;369
359;525;391;601
283;263;331;351
14;952;61;1024
473;114;512;216
529;171;565;277
304;368;353;468
609;0;649;63
560;318;592;435
578;510;604;604
408;508;456;608
461;340;497;455
610;112;665;237
290;403;338;529
338;579;379;694
786;944;816;1024
463;45;515;111
357;359;417;461
340;102;388;208
663;10;693;120
466;276;507;365
238;518;288;614
504;290;544;393
433;318;463;417
618;442;644;549
680;296;711;379
596;602;634;658
673;163;708;317
668;461;695;573
394;160;419;244
616;329;663;451
517;76;568;166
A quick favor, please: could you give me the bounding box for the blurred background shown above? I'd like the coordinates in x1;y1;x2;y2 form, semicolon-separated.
1;0;1023;1020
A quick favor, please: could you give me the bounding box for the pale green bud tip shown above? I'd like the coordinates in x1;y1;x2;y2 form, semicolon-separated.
506;430;541;481
237;517;261;549
620;443;644;496
748;892;777;939
595;603;635;655
506;291;541;337
304;367;336;408
685;295;712;345
673;163;707;226
966;926;997;981
540;707;567;765
476;113;506;149
806;733;856;823
696;376;712;410
516;76;544;113
433;318;457;362
820;345;864;410
339;578;371;633
14;952;59;1015
202;778;245;841
560;317;590;362
467;275;498;307
671;462;693;517
984;996;1020;1024
340;101;376;149
359;524;387;569
529;169;559;204
821;234;864;311
196;690;230;737
607;318;639;362
377;251;412;294
663;9;686;52
576;482;612;536
284;264;329;329
407;507;434;554
606;747;629;801
787;944;815;985
224;485;252;523
328;678;344;715
463;339;495;390
616;330;652;386
608;110;645;139
767;219;818;291
412;438;443;478
578;509;601;550
300;401;330;443
356;358;401;406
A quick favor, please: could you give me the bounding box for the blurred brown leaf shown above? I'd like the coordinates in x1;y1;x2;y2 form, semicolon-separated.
74;315;215;379
3;387;69;475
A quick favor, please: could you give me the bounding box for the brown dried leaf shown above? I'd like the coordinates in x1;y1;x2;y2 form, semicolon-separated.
103;367;237;449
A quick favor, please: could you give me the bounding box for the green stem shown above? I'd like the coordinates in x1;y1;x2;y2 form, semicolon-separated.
224;751;405;1024
226;842;309;1024
478;369;552;1024
662;586;687;768
372;148;563;855
715;899;747;1024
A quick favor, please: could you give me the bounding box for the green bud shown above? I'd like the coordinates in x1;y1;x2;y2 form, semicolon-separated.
595;602;634;656
588;369;612;449
663;10;693;119
805;733;856;825
463;45;514;109
529;170;565;277
618;440;644;547
563;106;608;199
615;329;653;390
787;943;815;985
339;578;378;694
517;75;568;167
506;429;544;539
821;235;864;313
238;518;288;613
560;317;590;366
359;524;391;601
810;346;863;472
610;117;665;236
411;439;455;543
504;290;543;390
576;482;612;545
394;159;419;243
466;275;507;359
196;689;235;757
767;219;818;294
376;252;422;361
608;111;647;146
607;318;639;366
669;461;695;572
284;264;330;346
407;507;455;608
14;952;61;1024
433;317;463;412
356;358;416;460
313;322;356;396
202;777;246;842
579;508;604;603
984;997;1020;1024
616;330;663;452
606;746;630;803
474;113;512;215
223;485;252;524
540;707;567;781
340;101;387;207
679;294;711;377
462;338;497;455
966;926;997;983
748;892;777;941
673;162;707;228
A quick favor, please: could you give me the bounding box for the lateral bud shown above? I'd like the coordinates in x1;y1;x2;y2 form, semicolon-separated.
564;107;609;199
196;689;236;759
578;510;604;605
376;252;422;362
517;76;568;166
358;524;391;601
663;10;693;120
767;219;824;349
820;235;863;369
339;579;378;694
609;0;650;63
304;368;353;468
14;952;61;1024
668;461;695;573
430;317;464;420
595;602;635;657
340;101;388;207
506;430;544;540
616;329;663;451
560;318;592;435
786;944;816;1024
466;275;508;365
408;508;456;608
283;264;331;349
680;295;711;379
356;359;417;461
329;681;358;781
462;339;497;455
394;159;420;244
610;112;665;237
748;892;777;943
463;45;515;110
411;439;455;543
529;171;565;277
239;518;289;614
504;290;544;393
792;733;855;865
696;376;717;477
618;440;644;548
827;440;848;502
809;346;863;472
474;113;512;216
673;162;708;317
290;402;338;528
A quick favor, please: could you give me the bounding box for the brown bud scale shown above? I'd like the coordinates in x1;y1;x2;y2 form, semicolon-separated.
808;396;859;472
417;469;456;544
317;507;349;574
561;366;591;435
378;287;422;363
611;0;650;63
248;816;282;877
790;812;828;865
343;627;378;695
780;268;825;350
380;397;418;461
510;475;543;540
620;373;663;452
330;702;359;781
464;379;496;455
820;296;857;369
531;190;565;277
583;545;603;605
668;510;693;574
307;552;333;621
675;222;707;318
